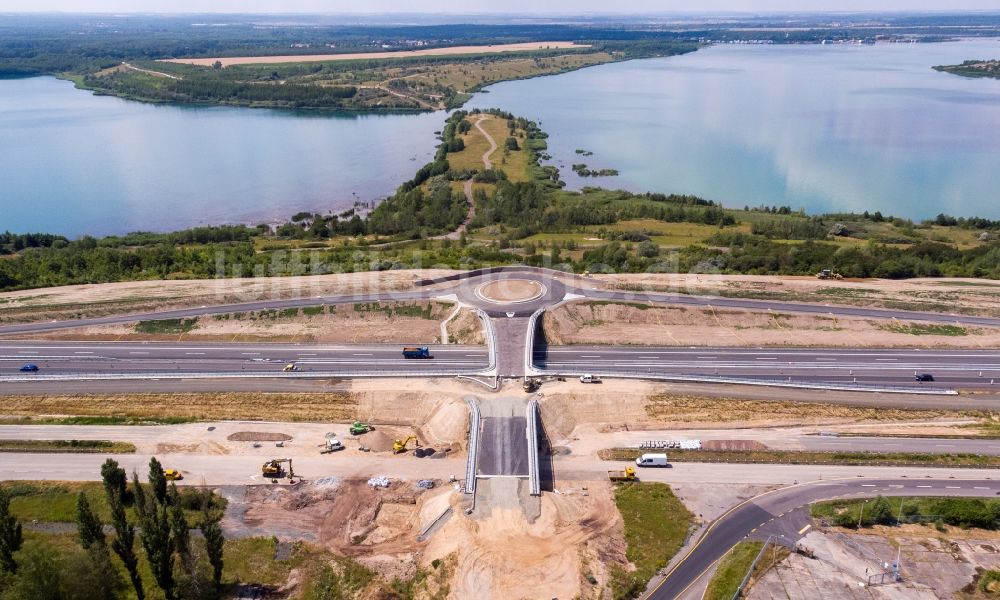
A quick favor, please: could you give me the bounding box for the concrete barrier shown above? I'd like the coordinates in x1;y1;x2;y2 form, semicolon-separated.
523;308;545;377
526;398;541;496
464;397;481;495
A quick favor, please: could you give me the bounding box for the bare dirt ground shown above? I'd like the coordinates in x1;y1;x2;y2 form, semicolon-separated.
749;525;1000;599
15;301;459;344
543;300;1000;348
164;42;588;67
477;279;543;303
535;379;978;443
594;273;1000;317
0;269;452;325
445;307;485;344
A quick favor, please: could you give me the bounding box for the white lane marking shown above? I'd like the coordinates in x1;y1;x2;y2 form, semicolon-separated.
352;353;373;356
798;524;812;535
129;352;149;355
917;485;933;488
697;356;718;359
876;358;897;361
184;352;206;355
975;486;991;490
74;352;94;354
889;485;904;488
755;357;777;360
946;486;962;489
861;484;875;487
297;353;317;356
581;355;601;358
18;351;37;354
240;352;261;355
815;358;837;361
465;354;488;357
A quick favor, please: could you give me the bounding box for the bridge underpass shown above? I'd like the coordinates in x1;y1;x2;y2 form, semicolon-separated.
465;396;542;516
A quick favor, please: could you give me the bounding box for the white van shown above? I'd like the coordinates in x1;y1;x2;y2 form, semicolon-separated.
635;453;669;467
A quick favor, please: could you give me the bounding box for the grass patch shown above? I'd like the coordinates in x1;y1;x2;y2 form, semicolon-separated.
0;439;135;453
599;447;1000;468
610;482;693;599
2;481;225;525
352;301;441;319
0;392;357;422
812;496;1000;530
586;300;653;310
703;541;764;600
881;322;968;336
302;305;325;316
0;415;198;426
642;394;978;425
135;317;197;334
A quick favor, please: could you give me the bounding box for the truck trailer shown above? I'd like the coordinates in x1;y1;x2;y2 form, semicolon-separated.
402;346;432;359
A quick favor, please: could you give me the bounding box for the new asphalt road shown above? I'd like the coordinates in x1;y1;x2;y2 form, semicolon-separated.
648;477;1000;599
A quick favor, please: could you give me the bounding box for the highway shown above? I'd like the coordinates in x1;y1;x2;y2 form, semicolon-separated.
0;341;490;379
647;477;1000;599
535;346;1000;389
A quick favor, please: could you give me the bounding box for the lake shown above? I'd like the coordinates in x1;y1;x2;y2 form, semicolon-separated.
0;77;441;237
469;39;1000;221
2;39;1000;236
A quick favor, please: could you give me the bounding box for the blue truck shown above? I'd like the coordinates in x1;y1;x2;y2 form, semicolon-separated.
402;346;432;359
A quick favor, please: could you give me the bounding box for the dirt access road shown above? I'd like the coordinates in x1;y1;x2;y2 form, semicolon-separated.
442;115;497;241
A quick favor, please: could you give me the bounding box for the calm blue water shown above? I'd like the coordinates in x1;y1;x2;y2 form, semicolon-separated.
3;40;1000;237
471;39;1000;220
0;77;440;236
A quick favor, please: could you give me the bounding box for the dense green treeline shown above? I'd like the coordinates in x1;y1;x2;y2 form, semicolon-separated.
85;70;358;109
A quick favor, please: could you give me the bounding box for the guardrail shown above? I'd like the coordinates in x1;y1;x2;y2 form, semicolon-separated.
531;369;959;395
526;398;541;496
732;535;776;600
465;397;481;496
523;308;545;377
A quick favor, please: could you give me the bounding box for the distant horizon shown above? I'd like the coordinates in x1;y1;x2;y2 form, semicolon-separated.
4;9;1000;14
4;0;1000;16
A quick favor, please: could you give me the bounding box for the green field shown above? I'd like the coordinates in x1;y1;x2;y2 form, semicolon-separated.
611;482;693;599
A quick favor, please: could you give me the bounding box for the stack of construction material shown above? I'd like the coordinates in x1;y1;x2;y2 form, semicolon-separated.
367;476;390;488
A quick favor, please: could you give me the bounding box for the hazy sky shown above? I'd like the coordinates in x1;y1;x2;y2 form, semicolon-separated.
5;1;997;13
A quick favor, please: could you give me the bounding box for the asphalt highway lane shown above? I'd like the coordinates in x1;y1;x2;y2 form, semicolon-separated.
535;346;1000;389
0;342;490;377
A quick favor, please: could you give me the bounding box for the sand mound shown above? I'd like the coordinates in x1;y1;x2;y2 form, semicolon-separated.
227;431;293;442
420;398;469;447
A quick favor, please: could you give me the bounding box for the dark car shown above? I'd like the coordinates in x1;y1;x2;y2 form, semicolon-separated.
19;364;39;372
915;373;935;382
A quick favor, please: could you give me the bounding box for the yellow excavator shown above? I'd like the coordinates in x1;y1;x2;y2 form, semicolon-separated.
262;458;295;480
392;436;420;454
